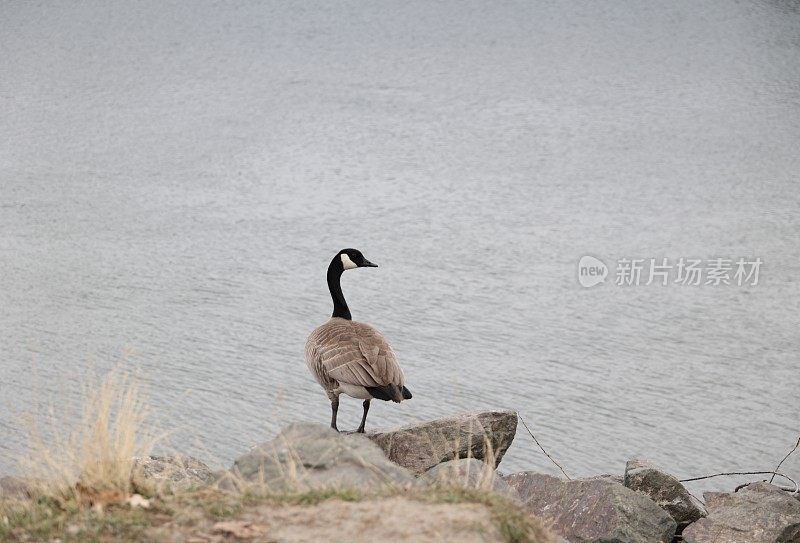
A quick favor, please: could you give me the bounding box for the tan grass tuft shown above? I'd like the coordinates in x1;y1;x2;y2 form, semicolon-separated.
19;369;156;501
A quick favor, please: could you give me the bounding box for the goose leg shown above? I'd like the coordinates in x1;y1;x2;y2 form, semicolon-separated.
330;397;339;432
356;399;371;433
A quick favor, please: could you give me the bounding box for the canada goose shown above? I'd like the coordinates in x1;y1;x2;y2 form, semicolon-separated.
304;248;412;433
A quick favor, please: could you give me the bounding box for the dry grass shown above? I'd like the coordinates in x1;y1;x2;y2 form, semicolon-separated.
18;369;156;501
1;368;159;541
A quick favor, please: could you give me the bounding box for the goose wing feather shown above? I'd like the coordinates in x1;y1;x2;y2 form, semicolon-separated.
307;319;405;388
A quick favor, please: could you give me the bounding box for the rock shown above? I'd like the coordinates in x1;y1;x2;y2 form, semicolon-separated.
0;476;35;499
505;472;676;543
364;410;517;475
209;469;242;492
588;474;625;485
624;458;705;528
131;455;215;493
682;482;800;543
232;423;415;492
125;494;151;508
425;458;520;500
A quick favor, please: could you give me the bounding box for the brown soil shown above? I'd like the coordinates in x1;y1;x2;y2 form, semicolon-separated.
148;496;540;543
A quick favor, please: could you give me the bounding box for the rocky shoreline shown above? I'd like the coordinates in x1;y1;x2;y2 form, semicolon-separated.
2;409;799;542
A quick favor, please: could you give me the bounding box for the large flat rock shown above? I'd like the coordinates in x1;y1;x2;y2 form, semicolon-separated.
682;482;800;543
364;410;517;475
505;472;676;543
232;423;415;492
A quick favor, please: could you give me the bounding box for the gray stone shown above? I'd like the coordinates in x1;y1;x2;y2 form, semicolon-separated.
682;482;800;543
425;458;520;500
587;474;625;485
232;423;415;492
624;458;705;527
364;410;517;475
209;469;242;492
131;455;215;493
505;471;676;543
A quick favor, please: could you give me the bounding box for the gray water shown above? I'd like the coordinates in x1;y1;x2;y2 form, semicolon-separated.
1;1;799;492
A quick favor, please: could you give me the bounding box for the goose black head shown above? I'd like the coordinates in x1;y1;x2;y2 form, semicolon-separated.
337;248;378;271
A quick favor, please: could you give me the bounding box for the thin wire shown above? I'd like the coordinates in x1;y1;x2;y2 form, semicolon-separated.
736;482;796;493
770;436;800;484
679;470;798;495
518;414;571;480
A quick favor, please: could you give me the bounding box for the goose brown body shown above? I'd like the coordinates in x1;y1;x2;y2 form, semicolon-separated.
305;317;408;403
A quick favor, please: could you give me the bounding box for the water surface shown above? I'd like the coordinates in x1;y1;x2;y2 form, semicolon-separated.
1;0;799;491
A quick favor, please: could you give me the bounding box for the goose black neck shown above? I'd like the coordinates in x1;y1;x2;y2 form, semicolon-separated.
327;259;351;320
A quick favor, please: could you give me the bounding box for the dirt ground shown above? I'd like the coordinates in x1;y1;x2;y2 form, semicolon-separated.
148;496;541;543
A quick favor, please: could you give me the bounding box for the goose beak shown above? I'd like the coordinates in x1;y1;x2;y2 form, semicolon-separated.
361;259;378;268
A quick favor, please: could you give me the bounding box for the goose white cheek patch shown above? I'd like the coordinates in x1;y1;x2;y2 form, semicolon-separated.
340;253;358;270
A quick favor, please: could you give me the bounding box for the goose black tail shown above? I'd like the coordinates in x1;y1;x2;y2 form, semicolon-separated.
366;384;413;403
